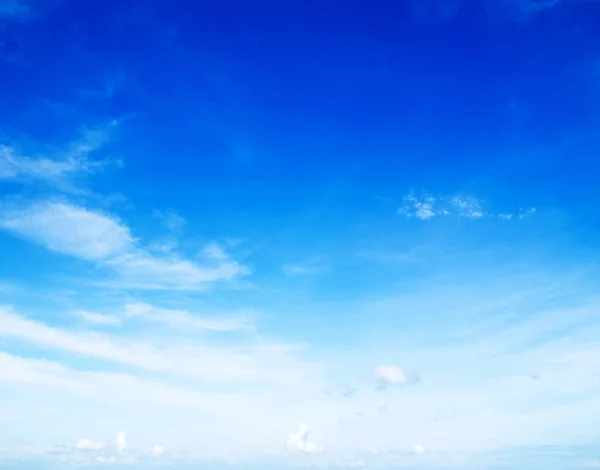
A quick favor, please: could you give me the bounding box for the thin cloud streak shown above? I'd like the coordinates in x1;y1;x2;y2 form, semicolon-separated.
0;121;120;192
0;306;310;384
0;200;249;290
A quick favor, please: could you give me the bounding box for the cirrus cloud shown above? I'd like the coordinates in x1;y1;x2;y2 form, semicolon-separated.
0;200;249;290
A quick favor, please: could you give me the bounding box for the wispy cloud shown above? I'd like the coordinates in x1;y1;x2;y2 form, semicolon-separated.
0;121;120;192
0;306;308;384
0;350;248;411
0;200;248;290
283;259;326;276
0;201;134;261
398;191;535;221
201;242;231;261
124;301;253;332
153;209;186;233
71;310;122;327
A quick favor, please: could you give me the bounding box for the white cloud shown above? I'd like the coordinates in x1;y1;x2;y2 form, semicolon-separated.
124;302;253;332
107;251;248;290
411;444;427;455
0;200;249;290
0;351;255;411
0;307;310;384
149;445;165;457
285;423;321;454
72;310;122;327
519;207;537;219
74;439;106;451
116;431;127;455
0;201;134;261
1;246;599;465
400;194;438;220
398;191;534;221
0;121;118;189
450;196;485;219
373;365;409;388
96;455;117;463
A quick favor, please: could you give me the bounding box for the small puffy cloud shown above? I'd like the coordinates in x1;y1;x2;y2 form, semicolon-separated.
450;195;485;219
74;439;106;451
374;365;408;388
398;190;534;221
96;456;117;463
411;444;428;455
286;423;322;454
149;445;165;457
519;207;537;219
116;431;127;455
399;194;438;220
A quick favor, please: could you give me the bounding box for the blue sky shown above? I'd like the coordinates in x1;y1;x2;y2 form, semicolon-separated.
1;0;600;468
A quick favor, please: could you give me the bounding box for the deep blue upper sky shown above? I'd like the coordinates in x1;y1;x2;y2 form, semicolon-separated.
2;0;599;200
